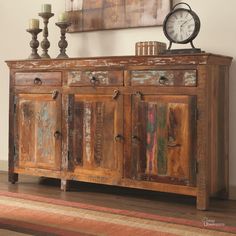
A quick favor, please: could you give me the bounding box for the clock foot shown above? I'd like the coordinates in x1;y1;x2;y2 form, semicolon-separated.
163;48;202;55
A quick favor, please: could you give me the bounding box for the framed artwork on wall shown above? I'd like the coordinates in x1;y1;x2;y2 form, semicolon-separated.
65;0;172;33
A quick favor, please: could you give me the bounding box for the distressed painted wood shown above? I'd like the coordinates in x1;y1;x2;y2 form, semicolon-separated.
131;70;197;86
9;71;19;184
5;54;232;71
196;65;210;210
15;72;61;86
68;70;123;86
209;65;229;199
7;54;232;210
15;93;61;171
131;95;196;185
69;94;123;180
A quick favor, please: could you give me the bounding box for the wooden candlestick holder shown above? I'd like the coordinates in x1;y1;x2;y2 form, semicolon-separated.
26;28;42;59
55;22;71;58
38;12;54;58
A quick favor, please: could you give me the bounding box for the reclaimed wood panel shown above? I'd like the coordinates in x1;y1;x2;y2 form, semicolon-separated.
196;65;210;210
70;94;123;178
131;70;197;86
16;94;61;170
210;65;229;198
73;101;84;167
15;72;61;86
6;54;233;71
7;54;232;210
131;95;196;185
68;70;124;86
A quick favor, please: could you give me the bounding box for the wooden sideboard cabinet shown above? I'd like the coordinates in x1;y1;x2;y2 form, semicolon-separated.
6;54;232;210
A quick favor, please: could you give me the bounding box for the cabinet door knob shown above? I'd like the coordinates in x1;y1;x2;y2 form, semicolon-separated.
115;134;124;142
90;76;98;85
54;131;61;139
34;77;42;85
159;76;168;85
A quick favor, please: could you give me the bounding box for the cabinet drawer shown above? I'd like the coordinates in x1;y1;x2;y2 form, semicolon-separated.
68;70;123;86
130;70;197;87
15;72;62;86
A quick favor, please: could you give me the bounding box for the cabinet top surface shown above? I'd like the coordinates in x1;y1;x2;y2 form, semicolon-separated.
6;53;232;70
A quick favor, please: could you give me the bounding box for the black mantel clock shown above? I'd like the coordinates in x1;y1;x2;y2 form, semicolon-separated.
163;2;201;54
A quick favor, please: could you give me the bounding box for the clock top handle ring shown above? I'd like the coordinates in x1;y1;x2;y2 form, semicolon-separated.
172;2;192;11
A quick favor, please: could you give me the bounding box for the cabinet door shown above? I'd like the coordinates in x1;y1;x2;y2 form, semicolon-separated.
15;93;61;170
68;94;123;180
130;94;196;186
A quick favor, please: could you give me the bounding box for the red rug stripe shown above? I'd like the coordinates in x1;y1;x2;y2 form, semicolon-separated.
0;217;92;236
1;191;235;234
0;205;176;236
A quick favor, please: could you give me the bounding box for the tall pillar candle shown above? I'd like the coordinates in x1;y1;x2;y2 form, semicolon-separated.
41;4;51;13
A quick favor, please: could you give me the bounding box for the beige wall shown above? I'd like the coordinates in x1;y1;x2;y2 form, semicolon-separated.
0;0;235;197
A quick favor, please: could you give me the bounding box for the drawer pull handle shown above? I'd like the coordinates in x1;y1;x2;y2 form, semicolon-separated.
159;76;168;85
34;77;42;85
90;76;98;85
52;90;59;99
112;90;120;100
115;134;124;142
54;131;61;139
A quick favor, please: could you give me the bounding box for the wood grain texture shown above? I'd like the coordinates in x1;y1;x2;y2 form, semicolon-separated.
5;54;232;70
196;65;210;210
15;94;61;171
9;71;18;184
131;70;196;86
209;65;229;198
69;93;123;181
15;72;61;86
68;70;123;86
130;95;196;186
7;54;232;210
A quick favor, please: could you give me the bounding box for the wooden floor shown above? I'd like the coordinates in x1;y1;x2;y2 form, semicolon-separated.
0;171;236;228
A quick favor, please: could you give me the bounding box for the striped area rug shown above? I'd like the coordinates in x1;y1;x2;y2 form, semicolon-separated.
0;191;235;236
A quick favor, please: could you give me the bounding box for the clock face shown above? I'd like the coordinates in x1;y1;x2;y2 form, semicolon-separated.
164;9;198;43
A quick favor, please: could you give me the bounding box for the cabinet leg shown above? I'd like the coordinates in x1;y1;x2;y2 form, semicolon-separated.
9;173;18;184
197;194;209;210
61;179;69;192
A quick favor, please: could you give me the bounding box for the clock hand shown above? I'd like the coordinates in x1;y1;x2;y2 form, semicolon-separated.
180;19;192;27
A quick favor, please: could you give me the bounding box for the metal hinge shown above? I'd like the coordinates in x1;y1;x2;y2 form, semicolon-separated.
13;96;17;114
195;160;199;174
67;151;71;161
13;145;18;161
195;108;199;120
68;107;72;118
68;96;73;121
